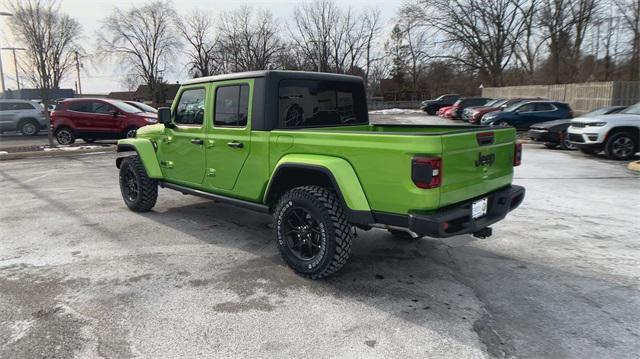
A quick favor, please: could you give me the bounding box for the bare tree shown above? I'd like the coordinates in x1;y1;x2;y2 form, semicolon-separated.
98;0;181;106
615;0;640;80
361;9;383;88
7;0;81;146
514;0;546;79
176;12;218;78
290;0;339;72
217;6;282;72
394;11;430;95
406;0;532;86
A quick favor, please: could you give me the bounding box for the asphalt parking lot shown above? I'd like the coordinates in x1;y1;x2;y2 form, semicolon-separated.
1;141;639;358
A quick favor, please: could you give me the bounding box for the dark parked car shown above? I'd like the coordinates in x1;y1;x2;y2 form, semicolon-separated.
468;98;544;124
451;97;492;120
482;100;574;130
529;106;627;150
51;98;158;144
420;94;460;115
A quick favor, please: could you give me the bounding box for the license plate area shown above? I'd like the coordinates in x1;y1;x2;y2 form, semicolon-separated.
472;197;488;219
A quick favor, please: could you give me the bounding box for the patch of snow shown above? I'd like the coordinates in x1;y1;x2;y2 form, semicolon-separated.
0;151;8;155
369;108;422;115
43;145;102;152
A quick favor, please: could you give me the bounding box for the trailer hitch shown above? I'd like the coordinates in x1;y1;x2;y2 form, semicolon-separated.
473;227;493;239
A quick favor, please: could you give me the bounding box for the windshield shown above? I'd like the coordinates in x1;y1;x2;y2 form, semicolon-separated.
622;103;640;115
484;99;502;107
114;101;143;113
127;101;157;113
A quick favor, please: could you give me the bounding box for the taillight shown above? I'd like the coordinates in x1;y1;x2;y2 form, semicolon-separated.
412;157;442;189
513;143;522;166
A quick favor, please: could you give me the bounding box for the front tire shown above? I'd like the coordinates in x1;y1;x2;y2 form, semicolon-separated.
560;131;576;150
125;127;138;138
119;156;158;212
274;185;354;279
55;127;75;145
605;132;637;160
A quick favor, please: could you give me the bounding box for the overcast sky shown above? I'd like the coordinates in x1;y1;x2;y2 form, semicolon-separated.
0;0;400;95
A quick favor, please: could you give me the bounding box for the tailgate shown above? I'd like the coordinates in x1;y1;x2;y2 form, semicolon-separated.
439;128;516;207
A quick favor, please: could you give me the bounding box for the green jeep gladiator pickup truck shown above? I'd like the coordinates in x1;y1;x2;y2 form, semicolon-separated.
116;70;525;278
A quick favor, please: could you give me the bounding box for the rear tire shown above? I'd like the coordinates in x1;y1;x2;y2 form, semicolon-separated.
19;119;39;136
119;156;158;212
55;127;75;145
605;132;637;160
274;185;354;279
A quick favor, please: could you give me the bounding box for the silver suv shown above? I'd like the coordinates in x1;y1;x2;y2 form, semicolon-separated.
0;100;48;136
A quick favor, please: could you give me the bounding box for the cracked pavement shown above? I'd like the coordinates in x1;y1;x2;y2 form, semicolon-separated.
0;142;639;358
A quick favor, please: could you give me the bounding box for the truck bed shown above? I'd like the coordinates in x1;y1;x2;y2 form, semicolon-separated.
269;124;517;214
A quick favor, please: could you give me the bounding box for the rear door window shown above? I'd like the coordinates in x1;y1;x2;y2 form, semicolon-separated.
214;85;249;127
535;103;556;112
68;101;92;113
278;79;367;128
518;103;536;112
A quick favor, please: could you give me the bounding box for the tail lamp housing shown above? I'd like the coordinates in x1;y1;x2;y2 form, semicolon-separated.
514;143;522;166
412;156;442;189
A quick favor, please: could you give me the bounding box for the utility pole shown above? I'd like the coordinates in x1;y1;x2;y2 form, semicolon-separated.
75;51;82;95
1;47;26;90
0;11;13;95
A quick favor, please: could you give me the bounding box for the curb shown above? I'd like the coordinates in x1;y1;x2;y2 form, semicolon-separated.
628;161;640;172
0;146;115;161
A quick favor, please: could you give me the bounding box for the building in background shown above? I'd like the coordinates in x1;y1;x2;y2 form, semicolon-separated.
1;88;75;101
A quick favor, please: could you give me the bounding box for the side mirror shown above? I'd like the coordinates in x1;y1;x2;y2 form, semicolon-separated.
158;107;172;126
112;110;120;118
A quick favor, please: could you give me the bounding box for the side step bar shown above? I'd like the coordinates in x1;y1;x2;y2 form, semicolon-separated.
159;181;270;214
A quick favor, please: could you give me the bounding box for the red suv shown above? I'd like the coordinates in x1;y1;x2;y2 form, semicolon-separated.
51;98;158;144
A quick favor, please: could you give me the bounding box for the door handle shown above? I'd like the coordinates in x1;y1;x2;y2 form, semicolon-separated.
191;138;204;145
227;141;243;149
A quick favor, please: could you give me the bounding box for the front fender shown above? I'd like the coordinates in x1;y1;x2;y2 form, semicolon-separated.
266;154;371;212
116;138;163;179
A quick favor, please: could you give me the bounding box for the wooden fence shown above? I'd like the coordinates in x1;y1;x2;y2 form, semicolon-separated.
482;81;640;113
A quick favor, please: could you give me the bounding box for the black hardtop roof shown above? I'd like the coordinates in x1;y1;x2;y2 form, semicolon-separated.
183;70;363;85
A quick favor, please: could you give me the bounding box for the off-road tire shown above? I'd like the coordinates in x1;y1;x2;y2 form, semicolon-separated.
55;127;75;145
605;131;637;161
274;185;354;279
119;156;158;212
19;119;39;136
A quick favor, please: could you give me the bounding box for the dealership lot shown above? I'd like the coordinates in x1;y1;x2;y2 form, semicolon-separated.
0;142;639;358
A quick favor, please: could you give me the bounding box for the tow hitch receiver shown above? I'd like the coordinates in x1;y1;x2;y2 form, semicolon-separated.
473;227;493;239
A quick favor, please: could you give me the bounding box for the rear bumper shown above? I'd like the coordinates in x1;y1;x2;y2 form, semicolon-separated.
372;185;525;238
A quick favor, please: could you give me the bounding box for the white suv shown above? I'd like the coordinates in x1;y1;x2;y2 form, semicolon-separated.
567;102;640;160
